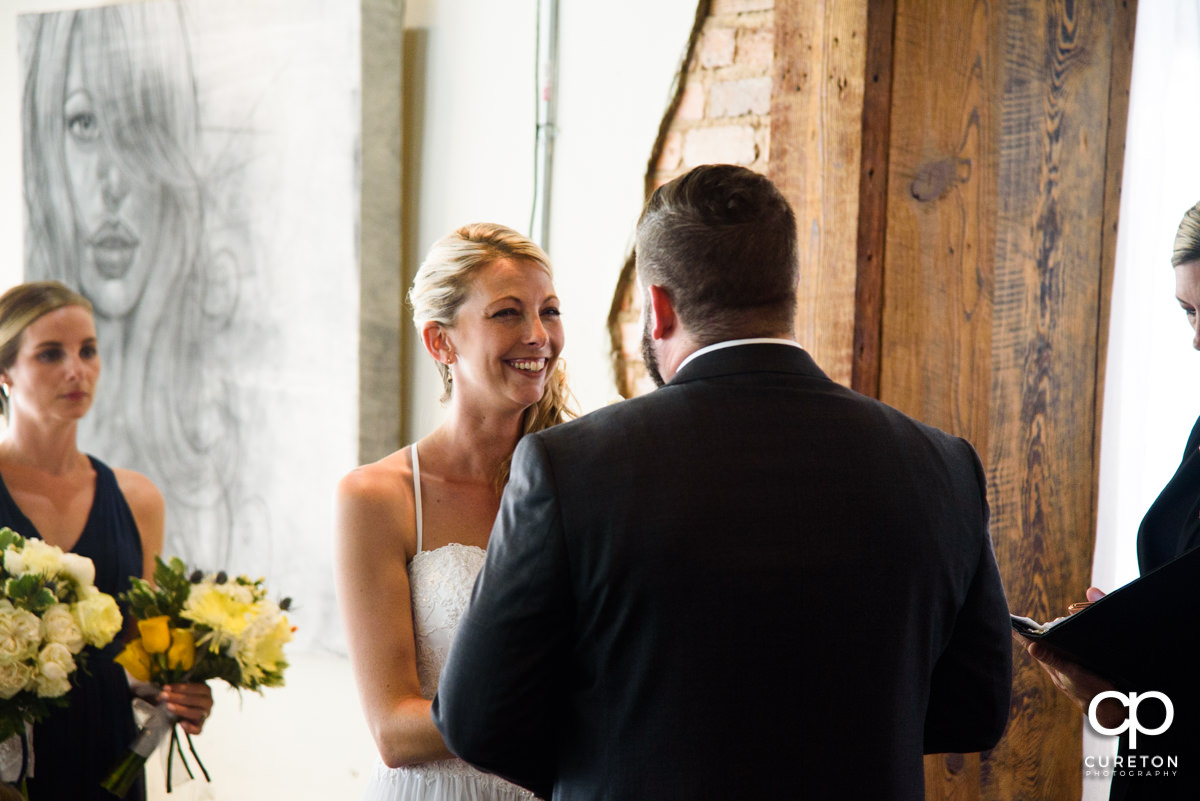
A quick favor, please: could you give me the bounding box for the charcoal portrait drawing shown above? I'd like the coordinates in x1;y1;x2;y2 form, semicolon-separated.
19;0;366;647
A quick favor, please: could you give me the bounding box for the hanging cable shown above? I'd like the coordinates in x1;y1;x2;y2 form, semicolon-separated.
529;0;559;251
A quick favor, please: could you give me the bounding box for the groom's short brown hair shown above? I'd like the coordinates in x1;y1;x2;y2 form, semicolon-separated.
635;164;798;346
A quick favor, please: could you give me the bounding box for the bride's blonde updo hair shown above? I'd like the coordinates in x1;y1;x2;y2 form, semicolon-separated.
408;223;575;479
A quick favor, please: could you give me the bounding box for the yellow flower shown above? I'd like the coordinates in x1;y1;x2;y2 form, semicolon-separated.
73;587;123;648
114;639;152;683
138;615;172;654
167;628;195;671
236;607;294;687
182;584;253;647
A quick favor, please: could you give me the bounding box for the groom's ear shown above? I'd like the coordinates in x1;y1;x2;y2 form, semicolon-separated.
647;284;678;341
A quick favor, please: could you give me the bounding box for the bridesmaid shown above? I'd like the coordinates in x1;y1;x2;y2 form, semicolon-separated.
335;223;573;800
0;281;212;801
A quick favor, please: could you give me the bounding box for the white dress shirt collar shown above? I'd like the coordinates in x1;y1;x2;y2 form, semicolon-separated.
675;338;804;375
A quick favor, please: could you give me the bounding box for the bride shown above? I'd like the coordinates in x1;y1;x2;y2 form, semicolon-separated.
335;223;574;800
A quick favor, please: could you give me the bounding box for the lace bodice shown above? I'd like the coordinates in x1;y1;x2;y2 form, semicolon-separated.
408;543;486;699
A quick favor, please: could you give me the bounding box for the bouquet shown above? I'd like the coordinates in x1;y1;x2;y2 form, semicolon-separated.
0;527;123;790
101;556;293;797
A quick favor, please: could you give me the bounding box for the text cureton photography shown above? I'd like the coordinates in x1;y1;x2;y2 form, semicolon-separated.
1084;754;1179;779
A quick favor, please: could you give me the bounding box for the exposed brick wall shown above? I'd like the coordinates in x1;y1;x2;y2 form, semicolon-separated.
609;1;775;398
653;4;773;184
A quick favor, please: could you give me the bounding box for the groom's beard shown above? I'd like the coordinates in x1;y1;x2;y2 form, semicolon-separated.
640;314;666;388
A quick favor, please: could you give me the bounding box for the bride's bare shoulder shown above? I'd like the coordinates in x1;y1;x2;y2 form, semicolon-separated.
337;447;413;507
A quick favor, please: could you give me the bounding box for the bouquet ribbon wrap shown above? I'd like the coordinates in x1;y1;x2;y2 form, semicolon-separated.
101;698;208;798
130;700;174;759
0;722;33;784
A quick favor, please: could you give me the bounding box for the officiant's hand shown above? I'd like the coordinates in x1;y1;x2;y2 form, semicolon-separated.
1018;586;1123;730
161;682;214;735
1065;585;1107;613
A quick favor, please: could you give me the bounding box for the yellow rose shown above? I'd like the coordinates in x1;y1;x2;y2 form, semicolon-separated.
138;615;172;654
114;639;152;683
73;589;123;648
167;629;195;671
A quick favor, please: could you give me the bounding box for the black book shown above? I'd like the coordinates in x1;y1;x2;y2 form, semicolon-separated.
1010;545;1200;691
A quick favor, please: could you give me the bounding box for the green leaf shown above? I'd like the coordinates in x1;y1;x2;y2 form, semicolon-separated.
30;586;58;613
0;526;22;551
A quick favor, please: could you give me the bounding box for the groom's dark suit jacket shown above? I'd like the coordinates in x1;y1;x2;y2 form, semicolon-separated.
434;343;1012;801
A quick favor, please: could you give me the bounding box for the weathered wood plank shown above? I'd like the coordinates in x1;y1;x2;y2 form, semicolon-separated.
769;0;868;387
983;2;1121;799
879;2;998;798
880;0;995;445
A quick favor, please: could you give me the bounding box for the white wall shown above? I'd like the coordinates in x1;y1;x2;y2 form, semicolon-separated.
2;1;696;798
404;0;697;437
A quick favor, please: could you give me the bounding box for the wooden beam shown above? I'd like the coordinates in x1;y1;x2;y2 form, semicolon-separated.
984;2;1133;799
876;1;1136;798
851;0;895;398
770;0;868;387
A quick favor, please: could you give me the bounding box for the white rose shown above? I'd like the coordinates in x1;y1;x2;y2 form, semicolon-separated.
0;601;41;663
73;590;123;648
0;659;34;700
35;642;75;698
42;604;85;654
2;549;27;576
17;539;64;577
58;552;96;588
13;608;41;648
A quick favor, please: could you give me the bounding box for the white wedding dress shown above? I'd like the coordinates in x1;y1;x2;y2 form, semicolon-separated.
362;445;539;801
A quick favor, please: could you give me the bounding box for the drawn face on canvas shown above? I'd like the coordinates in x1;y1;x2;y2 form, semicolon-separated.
62;32;161;319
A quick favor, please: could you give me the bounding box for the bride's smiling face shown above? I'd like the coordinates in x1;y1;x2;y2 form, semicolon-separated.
444;258;564;413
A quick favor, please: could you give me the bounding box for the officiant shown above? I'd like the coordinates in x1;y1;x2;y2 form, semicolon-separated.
1022;200;1200;800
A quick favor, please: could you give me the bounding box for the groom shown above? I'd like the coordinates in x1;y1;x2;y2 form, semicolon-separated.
433;164;1012;800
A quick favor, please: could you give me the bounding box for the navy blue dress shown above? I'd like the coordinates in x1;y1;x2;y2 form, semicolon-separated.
0;457;144;801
